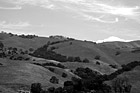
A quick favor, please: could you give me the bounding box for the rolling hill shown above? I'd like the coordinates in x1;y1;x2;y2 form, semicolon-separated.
0;32;140;93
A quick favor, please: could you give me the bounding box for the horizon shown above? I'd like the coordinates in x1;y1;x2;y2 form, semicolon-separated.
1;31;139;43
0;0;140;41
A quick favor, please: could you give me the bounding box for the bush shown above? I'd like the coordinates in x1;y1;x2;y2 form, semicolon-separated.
48;67;55;72
31;83;42;93
109;64;118;69
94;55;100;60
0;41;4;49
83;58;89;63
48;87;55;93
67;56;74;62
96;61;100;65
74;57;82;62
50;76;59;84
54;87;63;93
115;51;121;56
62;72;68;78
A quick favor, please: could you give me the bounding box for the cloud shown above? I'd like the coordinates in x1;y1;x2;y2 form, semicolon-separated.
0;6;22;10
0;21;31;30
5;0;140;23
96;36;132;43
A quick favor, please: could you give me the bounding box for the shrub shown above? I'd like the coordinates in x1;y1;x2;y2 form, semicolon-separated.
29;48;34;52
83;58;89;63
115;51;121;56
109;64;118;69
62;72;68;78
94;55;100;60
67;56;74;62
48;67;55;72
50;76;59;84
74;57;82;62
48;87;55;93
96;61;100;65
31;83;42;93
54;87;63;93
0;41;4;49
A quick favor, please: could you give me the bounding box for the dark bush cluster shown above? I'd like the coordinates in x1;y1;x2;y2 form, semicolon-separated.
33;62;66;69
6;32;38;39
109;64;118;69
18;34;38;39
131;47;140;53
74;67;101;79
49;35;75;41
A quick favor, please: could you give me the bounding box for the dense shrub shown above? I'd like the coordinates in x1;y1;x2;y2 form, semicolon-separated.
82;58;89;63
48;87;55;93
18;34;37;39
94;55;101;60
96;61;100;65
109;64;118;69
42;63;66;69
48;67;55;72
54;87;63;93
74;67;101;79
67;56;74;62
31;83;42;93
74;57;82;62
50;76;59;84
62;72;68;78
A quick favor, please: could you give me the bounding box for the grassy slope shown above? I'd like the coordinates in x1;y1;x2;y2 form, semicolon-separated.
52;40;140;65
1;33;140;92
0;58;73;92
0;33;64;50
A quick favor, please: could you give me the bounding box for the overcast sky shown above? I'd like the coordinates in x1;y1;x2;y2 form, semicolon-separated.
0;0;140;41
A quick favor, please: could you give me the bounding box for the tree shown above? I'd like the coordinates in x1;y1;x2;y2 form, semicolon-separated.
31;83;42;93
62;72;68;78
63;81;74;93
29;48;34;52
0;42;4;49
48;87;55;93
50;76;59;84
83;58;89;63
54;87;63;93
96;61;100;65
112;76;132;93
74;57;82;62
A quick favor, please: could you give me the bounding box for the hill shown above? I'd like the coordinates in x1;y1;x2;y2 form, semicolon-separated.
0;32;140;92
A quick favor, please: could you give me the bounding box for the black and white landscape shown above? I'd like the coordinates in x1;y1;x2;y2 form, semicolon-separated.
0;0;140;93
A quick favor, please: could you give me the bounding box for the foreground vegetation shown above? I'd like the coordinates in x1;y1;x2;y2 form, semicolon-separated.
30;61;140;93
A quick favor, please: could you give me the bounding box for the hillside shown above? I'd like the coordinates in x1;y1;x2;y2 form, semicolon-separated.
0;32;140;93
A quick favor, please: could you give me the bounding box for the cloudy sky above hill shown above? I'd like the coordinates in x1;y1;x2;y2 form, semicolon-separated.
0;0;140;41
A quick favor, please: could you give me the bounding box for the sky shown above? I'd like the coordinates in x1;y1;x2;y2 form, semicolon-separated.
0;0;140;42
